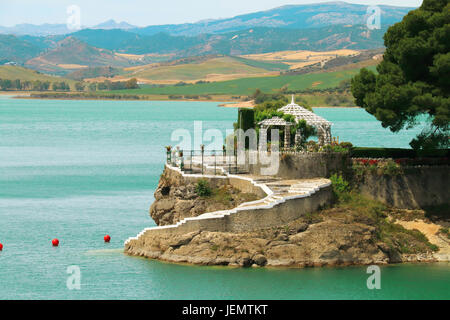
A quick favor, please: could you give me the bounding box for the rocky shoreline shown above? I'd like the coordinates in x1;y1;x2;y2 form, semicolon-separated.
125;212;444;268
126;195;449;268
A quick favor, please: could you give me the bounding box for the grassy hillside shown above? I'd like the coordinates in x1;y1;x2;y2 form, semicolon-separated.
25;37;135;75
0;65;76;85
110;65;377;96
119;56;282;83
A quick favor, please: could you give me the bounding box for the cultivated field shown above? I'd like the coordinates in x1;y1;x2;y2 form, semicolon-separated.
109;65;376;96
241;49;361;70
111;56;283;84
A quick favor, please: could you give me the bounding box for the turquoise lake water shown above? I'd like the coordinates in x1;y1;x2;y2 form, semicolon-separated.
0;96;448;300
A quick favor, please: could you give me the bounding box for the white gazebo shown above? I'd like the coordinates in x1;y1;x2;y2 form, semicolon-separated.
277;95;332;146
258;116;294;150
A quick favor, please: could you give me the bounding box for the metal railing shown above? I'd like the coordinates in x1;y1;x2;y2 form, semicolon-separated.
166;148;244;175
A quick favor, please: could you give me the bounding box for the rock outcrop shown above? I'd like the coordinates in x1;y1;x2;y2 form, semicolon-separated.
150;167;259;225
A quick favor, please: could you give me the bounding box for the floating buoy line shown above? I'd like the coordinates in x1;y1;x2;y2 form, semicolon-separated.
0;235;112;252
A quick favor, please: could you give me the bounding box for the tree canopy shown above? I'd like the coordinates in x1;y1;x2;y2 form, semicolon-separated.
351;0;449;150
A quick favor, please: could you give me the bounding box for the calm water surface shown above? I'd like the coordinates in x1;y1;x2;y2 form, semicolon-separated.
0;97;448;299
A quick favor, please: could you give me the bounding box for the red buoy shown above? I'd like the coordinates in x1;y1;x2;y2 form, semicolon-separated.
0;243;3;251
52;239;59;247
104;235;111;243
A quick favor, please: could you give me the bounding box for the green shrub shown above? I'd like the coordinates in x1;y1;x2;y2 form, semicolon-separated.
339;141;353;149
440;227;450;239
195;179;212;197
330;173;350;200
321;144;348;153
306;140;319;152
351;147;449;158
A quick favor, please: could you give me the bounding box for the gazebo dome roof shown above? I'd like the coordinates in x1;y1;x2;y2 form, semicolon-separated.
258;116;294;126
278;95;331;127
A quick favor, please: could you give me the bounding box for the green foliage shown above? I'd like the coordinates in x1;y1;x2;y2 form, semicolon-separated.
195;179;212;197
339;141;353;149
306;140;319;152
51;81;71;91
381;160;403;176
252;89;288;104
351;147;449;158
237;108;255;131
320;144;348;153
351;0;450;150
330;173;350;200
75;82;85;92
294;96;314;111
97;78;139;91
334;185;438;254
0;78;52;91
293;119;317;146
324;93;354;106
439;227;450;239
377;222;439;253
410;126;450;151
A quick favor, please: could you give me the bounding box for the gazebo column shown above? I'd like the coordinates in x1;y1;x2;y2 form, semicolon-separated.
318;127;325;146
324;126;332;145
284;125;291;149
259;125;268;151
294;130;302;148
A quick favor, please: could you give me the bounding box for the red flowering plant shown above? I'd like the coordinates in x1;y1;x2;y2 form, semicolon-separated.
352;158;403;177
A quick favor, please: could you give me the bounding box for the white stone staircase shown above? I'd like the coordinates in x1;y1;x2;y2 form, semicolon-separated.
124;165;331;246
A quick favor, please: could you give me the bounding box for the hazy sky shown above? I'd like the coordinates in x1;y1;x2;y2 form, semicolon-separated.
0;0;422;27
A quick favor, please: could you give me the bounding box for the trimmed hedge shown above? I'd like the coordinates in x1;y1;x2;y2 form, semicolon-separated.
237;108;255;131
350;147;449;159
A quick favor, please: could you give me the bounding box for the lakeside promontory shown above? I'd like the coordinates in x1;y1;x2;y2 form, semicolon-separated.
125;154;449;268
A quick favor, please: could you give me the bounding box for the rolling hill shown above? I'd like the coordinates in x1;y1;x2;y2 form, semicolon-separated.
113;56;286;84
109;64;377;96
0;65;77;85
106;51;364;84
25;37;136;75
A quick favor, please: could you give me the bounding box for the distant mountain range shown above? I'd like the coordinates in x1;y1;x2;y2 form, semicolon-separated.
0;2;413;37
0;20;137;36
129;2;413;36
0;2;416;76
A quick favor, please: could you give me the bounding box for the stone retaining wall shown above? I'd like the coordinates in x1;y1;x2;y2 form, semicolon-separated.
357;166;450;209
248;152;348;178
